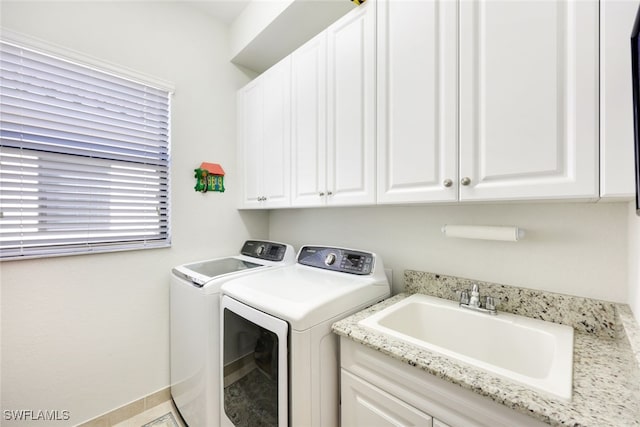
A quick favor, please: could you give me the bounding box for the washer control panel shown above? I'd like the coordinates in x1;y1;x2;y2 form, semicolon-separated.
241;240;288;261
297;246;374;275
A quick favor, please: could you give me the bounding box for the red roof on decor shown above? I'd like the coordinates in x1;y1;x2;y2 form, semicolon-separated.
200;162;225;175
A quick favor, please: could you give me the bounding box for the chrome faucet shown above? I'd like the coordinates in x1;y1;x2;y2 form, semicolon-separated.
459;283;497;315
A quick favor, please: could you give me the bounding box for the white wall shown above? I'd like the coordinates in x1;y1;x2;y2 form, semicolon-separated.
269;202;629;303
628;202;640;322
0;1;268;425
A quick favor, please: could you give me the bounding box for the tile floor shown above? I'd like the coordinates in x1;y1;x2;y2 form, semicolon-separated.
113;400;187;427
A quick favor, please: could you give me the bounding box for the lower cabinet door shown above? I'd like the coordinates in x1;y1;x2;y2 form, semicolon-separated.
341;370;433;427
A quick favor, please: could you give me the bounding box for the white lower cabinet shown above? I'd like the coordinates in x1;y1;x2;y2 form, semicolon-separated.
340;338;548;427
342;370;434;426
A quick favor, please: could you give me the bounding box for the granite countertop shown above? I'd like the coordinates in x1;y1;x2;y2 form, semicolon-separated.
332;271;640;427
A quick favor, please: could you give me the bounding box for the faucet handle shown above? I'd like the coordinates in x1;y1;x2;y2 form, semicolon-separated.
459;290;470;305
485;296;497;311
471;283;480;294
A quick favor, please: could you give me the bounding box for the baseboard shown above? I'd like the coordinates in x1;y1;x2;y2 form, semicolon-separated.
76;387;171;427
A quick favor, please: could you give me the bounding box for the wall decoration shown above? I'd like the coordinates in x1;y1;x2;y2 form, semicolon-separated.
194;162;225;193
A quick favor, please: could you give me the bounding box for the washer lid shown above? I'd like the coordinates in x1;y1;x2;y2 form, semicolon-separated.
173;256;265;286
172;240;296;287
182;257;263;279
221;265;390;331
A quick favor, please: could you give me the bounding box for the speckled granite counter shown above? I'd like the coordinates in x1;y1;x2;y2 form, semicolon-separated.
332;271;640;427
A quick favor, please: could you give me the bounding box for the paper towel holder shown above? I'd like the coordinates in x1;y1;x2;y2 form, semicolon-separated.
441;225;525;242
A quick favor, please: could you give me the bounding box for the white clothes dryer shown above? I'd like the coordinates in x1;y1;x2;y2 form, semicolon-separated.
220;246;390;427
170;240;295;427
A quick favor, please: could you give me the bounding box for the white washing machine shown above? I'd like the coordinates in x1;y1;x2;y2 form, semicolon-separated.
170;240;295;427
220;245;391;427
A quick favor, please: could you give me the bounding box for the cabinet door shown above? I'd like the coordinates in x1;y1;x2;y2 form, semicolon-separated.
291;33;328;207
342;370;433;427
261;57;292;208
237;78;264;208
600;0;637;199
237;59;291;209
326;0;376;206
377;0;458;204
459;0;599;201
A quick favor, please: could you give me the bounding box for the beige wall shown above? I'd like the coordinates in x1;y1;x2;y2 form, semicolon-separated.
269;202;629;303
0;1;268;425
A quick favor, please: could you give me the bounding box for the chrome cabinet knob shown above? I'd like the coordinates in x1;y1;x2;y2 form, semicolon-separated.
319;192;325;197
443;179;453;188
327;191;333;196
460;177;471;186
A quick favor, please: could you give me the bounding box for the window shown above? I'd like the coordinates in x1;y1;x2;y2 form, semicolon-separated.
0;40;171;260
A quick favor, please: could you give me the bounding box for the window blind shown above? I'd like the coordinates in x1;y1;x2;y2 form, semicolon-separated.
0;40;171;260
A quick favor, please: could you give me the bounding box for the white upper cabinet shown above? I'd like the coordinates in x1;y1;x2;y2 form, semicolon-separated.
377;0;599;204
376;0;458;204
459;0;599;201
240;0;608;209
600;0;637;200
238;78;263;208
291;0;376;207
326;0;376;206
237;57;291;209
291;32;328;207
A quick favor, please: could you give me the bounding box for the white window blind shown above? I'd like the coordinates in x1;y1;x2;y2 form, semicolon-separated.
0;40;171;260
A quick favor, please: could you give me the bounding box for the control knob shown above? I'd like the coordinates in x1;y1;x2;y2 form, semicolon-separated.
325;253;337;266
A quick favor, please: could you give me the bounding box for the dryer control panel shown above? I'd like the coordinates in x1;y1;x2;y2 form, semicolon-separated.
297;246;374;275
241;240;289;261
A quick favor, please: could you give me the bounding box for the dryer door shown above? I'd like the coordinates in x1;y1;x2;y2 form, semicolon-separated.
221;295;289;427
